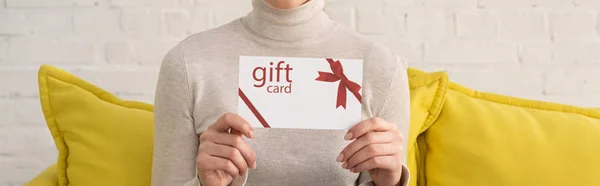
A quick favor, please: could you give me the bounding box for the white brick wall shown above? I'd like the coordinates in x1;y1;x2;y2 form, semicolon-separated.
1;0;599;185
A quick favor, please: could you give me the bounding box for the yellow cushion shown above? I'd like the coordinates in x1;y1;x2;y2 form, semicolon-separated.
409;69;600;186
38;65;154;186
405;69;447;186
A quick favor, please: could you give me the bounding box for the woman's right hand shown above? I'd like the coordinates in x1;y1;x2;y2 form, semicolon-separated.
197;113;257;186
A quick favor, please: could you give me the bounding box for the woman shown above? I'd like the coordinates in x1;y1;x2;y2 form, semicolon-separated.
151;0;411;185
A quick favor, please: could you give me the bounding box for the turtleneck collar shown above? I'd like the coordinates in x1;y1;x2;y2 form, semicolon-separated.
242;0;333;42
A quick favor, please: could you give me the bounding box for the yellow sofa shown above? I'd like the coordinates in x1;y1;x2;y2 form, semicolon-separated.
25;65;600;186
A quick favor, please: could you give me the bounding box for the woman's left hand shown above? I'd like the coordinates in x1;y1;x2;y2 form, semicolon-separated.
337;117;405;186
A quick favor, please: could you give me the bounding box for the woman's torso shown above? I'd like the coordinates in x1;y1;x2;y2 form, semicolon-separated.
182;17;399;186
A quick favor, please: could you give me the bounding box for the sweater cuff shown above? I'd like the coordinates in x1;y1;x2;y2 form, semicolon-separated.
357;164;410;186
397;164;410;186
187;170;248;186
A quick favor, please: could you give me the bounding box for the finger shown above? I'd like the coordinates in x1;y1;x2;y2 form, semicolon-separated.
231;129;243;136
338;132;394;162
209;113;255;138
343;143;401;170
345;117;396;140
197;153;240;178
350;155;398;173
201;142;248;176
200;132;257;169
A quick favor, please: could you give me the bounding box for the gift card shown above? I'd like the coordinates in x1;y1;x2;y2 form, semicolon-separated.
237;56;363;130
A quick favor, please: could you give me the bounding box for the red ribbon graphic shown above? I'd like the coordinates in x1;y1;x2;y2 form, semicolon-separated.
315;58;362;109
238;88;271;128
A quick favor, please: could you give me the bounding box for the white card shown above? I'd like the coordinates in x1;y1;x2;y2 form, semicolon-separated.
237;56;364;130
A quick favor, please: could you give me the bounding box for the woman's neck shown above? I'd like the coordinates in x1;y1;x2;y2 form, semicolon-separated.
263;0;309;9
242;0;331;42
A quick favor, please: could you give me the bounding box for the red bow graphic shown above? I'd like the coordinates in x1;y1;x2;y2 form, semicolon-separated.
315;58;362;109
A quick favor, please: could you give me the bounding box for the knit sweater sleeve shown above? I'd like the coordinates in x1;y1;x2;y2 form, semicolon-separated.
382;54;411;186
356;48;412;186
151;43;200;186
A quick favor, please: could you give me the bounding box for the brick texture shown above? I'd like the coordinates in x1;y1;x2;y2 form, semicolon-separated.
73;9;122;37
2;0;600;185
0;38;7;62
8;37;98;64
455;10;498;38
497;11;549;40
424;39;519;64
550;10;597;39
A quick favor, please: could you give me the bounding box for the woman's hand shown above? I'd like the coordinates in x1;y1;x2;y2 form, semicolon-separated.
197;113;257;186
337;117;405;186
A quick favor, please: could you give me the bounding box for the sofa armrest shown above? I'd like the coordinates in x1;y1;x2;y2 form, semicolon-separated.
24;164;59;186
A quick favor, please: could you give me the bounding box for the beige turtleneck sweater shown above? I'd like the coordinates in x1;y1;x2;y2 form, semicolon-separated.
151;0;411;186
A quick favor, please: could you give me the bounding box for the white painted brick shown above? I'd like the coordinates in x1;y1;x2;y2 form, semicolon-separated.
597;13;600;38
543;0;575;7
190;9;211;33
0;99;45;127
0;100;13;126
0;10;27;35
388;41;423;65
165;10;191;37
105;41;136;64
384;0;416;7
121;9;163;37
0;68;39;98
164;9;212;37
0;127;56;158
405;10;451;40
551;10;597;39
497;11;549;40
456;10;498;37
6;0;98;7
524;41;600;65
553;41;600;64
385;8;409;33
414;65;544;95
0;156;57;185
1;182;30;186
574;0;600;7
424;39;519;64
479;0;572;8
105;40;178;65
192;0;222;6
25;10;73;36
0;38;7;62
73;9;122;37
135;39;180;65
111;0;192;7
8;37;97;64
453;68;544;95
357;9;395;34
324;5;354;29
520;41;552;65
423;0;478;8
367;36;423;64
352;0;384;9
547;0;581;7
69;68;159;96
0;10;72;36
545;68;600;95
213;6;252;27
